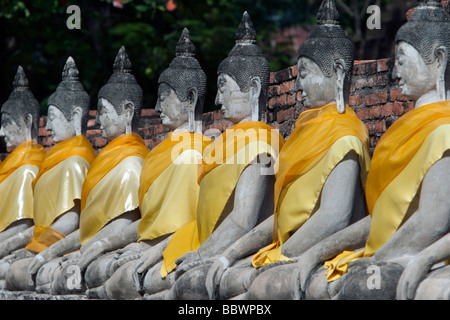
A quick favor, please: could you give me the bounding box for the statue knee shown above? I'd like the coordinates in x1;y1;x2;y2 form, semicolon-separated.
170;264;210;300
85;251;116;288
335;262;404;300
246;264;299;300
5;257;34;291
143;262;173;295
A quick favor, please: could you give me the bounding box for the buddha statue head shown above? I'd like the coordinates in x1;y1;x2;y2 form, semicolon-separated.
215;11;270;123
96;46;143;141
296;0;354;113
0;66;40;149
156;28;207;133
392;0;449;106
46;57;90;143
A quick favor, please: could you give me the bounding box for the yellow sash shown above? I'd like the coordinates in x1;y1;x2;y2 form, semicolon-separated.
325;101;450;281
0;140;45;232
25;135;96;253
252;104;370;268
137;132;212;241
161;121;285;277
79;133;149;245
32;135;95;189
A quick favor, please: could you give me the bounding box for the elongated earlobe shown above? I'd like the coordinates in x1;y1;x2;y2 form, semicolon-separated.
124;102;135;134
334;59;346;114
435;46;448;101
188;88;199;133
72;106;82;136
250;76;261;121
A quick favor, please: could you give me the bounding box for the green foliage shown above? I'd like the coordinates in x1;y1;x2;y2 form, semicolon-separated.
0;0;312;114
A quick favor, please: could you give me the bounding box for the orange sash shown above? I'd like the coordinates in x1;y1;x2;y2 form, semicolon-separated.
139;132;211;205
33;134;95;189
252;104;370;267
0;140;45;184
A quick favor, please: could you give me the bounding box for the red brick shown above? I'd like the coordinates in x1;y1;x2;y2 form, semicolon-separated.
86;129;102;137
87;119;97;128
389;89;409;102
212;110;223;121
140;108;158;117
89;110;97;117
289;65;298;78
349;95;363;107
285;93;296;106
381;103;393;117
375;120;386;133
39;117;46;128
38;127;51;137
392;102;406;116
368;105;382;119
270;72;276;84
93;137;107;148
364;92;387;106
355;108;369;121
280;80;295;94
377;58;390;73
154;124;167;134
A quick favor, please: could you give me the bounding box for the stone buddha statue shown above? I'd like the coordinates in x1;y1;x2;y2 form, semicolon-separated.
67;29;212;299
181;0;369;300
27;46;149;295
136;11;285;300
274;0;450;300
393;0;450;300
0;66;46;287
4;57;96;291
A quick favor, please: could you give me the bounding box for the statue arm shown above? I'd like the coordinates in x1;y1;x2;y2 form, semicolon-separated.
374;156;450;262
77;219;140;271
49;201;80;236
295;215;372;290
281;153;362;258
0;226;34;258
196;162;274;259
397;231;450;299
28;229;81;276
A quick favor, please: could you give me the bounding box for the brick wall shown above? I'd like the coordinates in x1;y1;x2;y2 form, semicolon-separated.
0;56;413;159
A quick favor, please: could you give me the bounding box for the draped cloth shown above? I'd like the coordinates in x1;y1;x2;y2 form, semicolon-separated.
79;133;149;245
252;103;370;268
161;121;285;277
0;140;45;232
26;135;96;253
137;132;212;242
325;101;450;282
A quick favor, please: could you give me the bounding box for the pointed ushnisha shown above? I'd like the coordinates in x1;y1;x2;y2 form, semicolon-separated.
12;66;29;90
317;0;340;25
235;11;257;43
176;28;196;57
113;46;132;73
61;56;79;81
